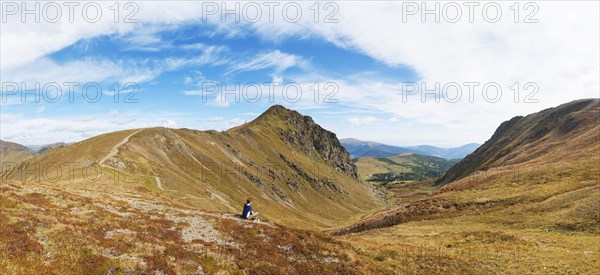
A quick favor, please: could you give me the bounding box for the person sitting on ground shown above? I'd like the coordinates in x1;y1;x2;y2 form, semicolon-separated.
241;198;259;220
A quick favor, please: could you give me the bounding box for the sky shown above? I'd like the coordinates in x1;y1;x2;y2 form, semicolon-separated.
1;1;599;147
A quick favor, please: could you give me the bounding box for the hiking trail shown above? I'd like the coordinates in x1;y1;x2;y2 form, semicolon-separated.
99;129;142;165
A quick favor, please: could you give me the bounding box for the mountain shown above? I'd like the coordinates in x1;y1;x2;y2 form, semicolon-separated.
438;98;600;185
26;142;68;154
3;105;382;229
0;105;390;274
353;153;459;182
0;140;33;166
340;138;479;159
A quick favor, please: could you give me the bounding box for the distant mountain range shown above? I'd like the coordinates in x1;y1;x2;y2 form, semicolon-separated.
26;142;68;154
340;138;479;159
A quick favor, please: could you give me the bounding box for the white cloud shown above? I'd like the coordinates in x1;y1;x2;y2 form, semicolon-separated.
162;119;178;128
1;57;162;90
207;116;225;122
213;96;230;107
242;1;599;141
0;110;190;144
0;3;227;87
225;118;245;128
348;116;378;126
182;90;203;96
5;2;597;106
271;76;283;84
122;25;170;52
0;1;209;70
226;50;310;75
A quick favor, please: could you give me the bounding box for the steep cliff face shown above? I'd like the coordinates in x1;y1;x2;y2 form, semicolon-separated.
231;105;360;181
438;98;600;185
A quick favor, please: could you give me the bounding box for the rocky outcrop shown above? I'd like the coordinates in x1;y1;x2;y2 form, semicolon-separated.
239;105;360;181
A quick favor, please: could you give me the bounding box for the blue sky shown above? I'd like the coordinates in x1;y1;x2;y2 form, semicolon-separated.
1;1;598;146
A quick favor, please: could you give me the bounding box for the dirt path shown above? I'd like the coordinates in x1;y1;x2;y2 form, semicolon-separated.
99;130;142;165
154;176;165;191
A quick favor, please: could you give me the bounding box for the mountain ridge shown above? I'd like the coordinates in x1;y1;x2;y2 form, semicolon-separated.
3;105;383;229
438;98;599;185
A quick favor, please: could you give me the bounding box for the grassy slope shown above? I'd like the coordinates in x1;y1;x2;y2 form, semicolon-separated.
3;123;382;230
440;98;599;185
0;179;383;274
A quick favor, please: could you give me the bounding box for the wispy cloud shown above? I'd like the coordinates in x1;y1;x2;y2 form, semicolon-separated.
226;50;310;76
206;116;224;122
348;116;378;126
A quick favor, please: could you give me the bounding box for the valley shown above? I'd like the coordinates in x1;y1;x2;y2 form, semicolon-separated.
353;153;459;183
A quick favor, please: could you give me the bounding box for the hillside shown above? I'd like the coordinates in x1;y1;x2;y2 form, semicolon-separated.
341;138;478;159
0;140;32;166
353;153;459;182
329;99;600;273
438;99;599;185
2;105;383;230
